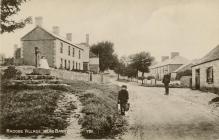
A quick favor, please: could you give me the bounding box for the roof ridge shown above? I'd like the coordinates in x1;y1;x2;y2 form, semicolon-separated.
193;44;219;66
21;26;84;50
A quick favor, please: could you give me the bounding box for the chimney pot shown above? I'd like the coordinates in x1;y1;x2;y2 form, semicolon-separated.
35;16;43;27
171;52;179;59
66;33;72;41
52;26;60;35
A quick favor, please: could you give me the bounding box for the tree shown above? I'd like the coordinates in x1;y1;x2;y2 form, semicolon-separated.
124;64;137;80
130;52;154;84
90;41;118;72
1;0;32;34
114;58;126;80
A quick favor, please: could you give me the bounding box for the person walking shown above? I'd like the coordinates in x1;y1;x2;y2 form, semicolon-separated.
162;73;171;95
118;85;129;115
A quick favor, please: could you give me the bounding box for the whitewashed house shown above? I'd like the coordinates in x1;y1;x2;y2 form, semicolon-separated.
192;45;219;91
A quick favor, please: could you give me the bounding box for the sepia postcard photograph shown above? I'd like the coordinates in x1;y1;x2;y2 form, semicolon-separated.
0;0;219;139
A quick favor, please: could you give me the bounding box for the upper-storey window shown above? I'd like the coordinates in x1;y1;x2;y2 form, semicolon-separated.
60;42;63;53
79;50;81;59
72;47;75;57
68;46;70;56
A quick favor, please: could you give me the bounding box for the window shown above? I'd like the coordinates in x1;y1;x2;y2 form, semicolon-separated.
76;62;78;70
72;61;75;70
68;46;70;56
79;50;81;59
206;66;214;83
68;60;70;70
60;58;63;68
72;48;75;57
79;63;80;70
64;59;67;69
60;42;63;53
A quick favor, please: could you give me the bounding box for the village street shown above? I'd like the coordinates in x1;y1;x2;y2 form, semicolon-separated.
115;81;219;140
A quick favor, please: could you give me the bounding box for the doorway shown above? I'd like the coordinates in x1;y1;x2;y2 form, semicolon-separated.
195;69;200;89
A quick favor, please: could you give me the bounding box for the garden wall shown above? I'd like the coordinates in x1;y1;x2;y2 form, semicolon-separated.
50;69;109;83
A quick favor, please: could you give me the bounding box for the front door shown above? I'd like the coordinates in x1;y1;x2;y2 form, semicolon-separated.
195;69;200;89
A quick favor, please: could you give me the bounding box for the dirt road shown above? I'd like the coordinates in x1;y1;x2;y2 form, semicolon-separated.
116;82;219;140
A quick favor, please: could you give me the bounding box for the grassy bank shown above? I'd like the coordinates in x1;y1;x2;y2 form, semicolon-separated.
64;80;128;139
0;83;74;137
0;80;127;138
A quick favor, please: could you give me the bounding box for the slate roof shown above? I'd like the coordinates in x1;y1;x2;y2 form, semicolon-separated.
192;45;219;67
21;26;83;50
173;59;198;73
150;56;189;69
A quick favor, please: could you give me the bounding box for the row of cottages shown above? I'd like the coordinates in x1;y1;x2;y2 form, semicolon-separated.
150;52;189;80
20;17;99;73
192;45;219;91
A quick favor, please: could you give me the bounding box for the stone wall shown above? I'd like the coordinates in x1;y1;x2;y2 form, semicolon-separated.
50;69;109;83
23;40;55;67
0;66;109;84
180;76;192;88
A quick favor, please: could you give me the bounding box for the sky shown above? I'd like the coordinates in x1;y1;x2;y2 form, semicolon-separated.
1;0;219;62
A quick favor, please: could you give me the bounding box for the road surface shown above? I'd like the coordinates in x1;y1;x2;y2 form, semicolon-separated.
115;82;219;140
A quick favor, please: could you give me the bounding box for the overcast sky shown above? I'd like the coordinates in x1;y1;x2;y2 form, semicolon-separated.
1;0;219;62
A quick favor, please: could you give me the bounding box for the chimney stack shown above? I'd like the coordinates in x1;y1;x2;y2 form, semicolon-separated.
35;16;43;27
161;56;169;62
86;34;89;45
66;33;72;41
52;26;60;35
171;52;179;59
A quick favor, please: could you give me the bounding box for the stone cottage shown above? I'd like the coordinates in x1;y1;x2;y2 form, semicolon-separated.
21;17;92;71
192;45;219;91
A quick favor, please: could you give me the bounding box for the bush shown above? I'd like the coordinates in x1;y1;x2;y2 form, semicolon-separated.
2;65;22;80
146;75;155;80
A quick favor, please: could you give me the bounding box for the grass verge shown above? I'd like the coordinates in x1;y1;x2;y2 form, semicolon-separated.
0;84;70;137
64;80;128;139
0;80;128;139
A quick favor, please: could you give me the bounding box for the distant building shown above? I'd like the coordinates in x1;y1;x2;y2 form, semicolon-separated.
21;17;95;71
0;53;5;65
150;52;189;80
192;45;219;90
